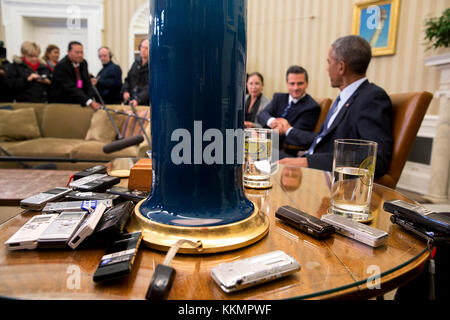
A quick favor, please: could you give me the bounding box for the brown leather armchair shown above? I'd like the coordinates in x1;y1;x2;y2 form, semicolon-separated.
375;91;433;189
313;98;333;133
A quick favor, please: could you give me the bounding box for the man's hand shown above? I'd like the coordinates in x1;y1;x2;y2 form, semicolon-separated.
274;118;291;135
37;78;51;86
278;157;308;167
90;101;102;111
244;121;255;128
270;118;291;135
123;92;131;102
27;73;40;82
129;99;138;107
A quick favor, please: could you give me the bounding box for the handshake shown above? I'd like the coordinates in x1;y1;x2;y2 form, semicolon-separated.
269;118;292;136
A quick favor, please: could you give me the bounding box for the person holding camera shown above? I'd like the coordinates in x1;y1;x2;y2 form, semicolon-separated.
6;41;51;102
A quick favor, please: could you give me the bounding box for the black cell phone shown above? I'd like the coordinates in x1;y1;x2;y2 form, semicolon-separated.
73;165;107;181
275;206;335;239
65;191;120;202
93;231;142;282
90;201;135;242
383;200;450;235
106;187;149;203
390;215;450;247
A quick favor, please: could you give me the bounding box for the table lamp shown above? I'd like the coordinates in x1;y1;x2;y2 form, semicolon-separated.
128;0;269;253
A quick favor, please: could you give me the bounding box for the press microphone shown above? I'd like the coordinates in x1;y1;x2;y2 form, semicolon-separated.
103;136;144;154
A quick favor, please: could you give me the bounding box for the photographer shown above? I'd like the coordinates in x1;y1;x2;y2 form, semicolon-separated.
7;41;51;102
122;38;149;107
0;41;13;102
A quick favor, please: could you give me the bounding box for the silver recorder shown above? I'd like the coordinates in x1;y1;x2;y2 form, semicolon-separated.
211;250;301;293
321;214;388;248
42;199;113;213
38;211;86;248
20;187;72;211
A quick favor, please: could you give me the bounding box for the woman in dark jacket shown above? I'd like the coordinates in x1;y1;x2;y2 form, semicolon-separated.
7;41;51;102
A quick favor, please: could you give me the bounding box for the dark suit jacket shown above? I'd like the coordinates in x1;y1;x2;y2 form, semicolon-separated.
121;57;149;106
284;80;393;178
49;55;95;106
257;93;320;132
96;62;122;104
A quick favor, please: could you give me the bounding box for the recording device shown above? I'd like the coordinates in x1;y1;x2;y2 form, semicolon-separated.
70;174;120;192
42;199;113;213
65;191;120;202
90;201;135;242
20;187;72;211
102;136;144;154
275;206;335;239
5;214;59;250
73;165;107;181
383;200;450;235
321;214;388;248
68;203;107;249
211;250;301;293
93;231;142;282
106;187;149;203
69;174;107;189
38;74;48;80
390;215;450;247
38;211;86;249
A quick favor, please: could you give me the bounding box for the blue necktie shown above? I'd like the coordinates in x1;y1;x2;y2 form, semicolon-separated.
281;101;295;118
304;96;341;156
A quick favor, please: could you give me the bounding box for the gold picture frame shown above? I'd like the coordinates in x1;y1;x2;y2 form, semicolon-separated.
352;0;401;56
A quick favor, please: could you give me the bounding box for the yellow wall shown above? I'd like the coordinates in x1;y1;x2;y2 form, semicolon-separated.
247;0;450;115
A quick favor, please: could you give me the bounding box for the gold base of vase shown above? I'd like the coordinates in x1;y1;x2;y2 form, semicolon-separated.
126;200;269;254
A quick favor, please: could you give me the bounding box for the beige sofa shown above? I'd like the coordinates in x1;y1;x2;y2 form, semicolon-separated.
0;103;151;170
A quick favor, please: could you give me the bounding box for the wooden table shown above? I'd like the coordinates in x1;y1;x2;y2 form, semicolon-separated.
0;166;429;300
0;169;76;206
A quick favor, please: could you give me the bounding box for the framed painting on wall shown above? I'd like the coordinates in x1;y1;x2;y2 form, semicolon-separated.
352;0;401;56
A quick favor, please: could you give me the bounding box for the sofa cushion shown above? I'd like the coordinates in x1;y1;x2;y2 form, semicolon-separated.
0;108;41;141
120;109;150;138
70;140;139;160
5;138;86;158
85;110;124;143
41;104;94;139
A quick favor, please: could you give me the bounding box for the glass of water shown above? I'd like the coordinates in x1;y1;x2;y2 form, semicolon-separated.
329;139;378;222
243;128;273;189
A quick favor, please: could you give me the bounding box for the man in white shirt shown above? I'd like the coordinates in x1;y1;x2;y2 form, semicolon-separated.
257;65;320;149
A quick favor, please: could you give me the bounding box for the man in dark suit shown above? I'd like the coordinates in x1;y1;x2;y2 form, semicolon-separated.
49;41;101;110
257;66;320;146
91;47;122;104
279;35;393;178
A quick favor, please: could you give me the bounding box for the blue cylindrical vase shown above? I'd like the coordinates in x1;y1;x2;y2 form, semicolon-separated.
139;0;253;227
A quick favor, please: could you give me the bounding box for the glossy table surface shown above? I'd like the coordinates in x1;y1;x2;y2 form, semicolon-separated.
0;165;429;300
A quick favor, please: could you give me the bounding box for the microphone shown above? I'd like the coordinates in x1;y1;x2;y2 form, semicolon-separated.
103;136;144;154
